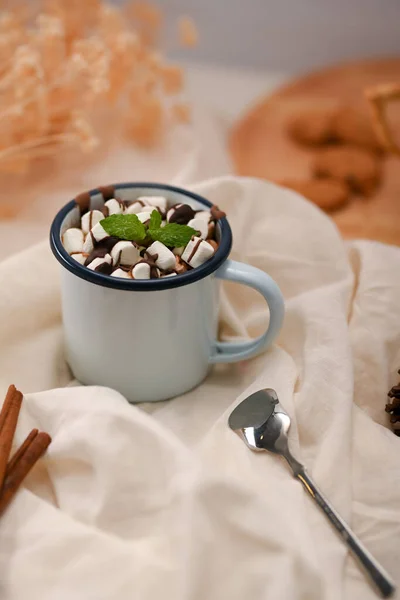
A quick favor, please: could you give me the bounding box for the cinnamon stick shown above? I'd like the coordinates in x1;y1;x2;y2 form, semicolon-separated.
0;384;18;433
6;429;38;476
0;432;51;516
0;385;23;490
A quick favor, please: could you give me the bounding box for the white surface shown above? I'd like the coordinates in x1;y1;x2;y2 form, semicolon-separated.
0;176;399;599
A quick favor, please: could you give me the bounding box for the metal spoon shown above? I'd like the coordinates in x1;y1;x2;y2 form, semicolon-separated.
228;388;395;599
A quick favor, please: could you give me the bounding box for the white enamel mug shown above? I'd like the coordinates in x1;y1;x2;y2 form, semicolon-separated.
50;183;284;403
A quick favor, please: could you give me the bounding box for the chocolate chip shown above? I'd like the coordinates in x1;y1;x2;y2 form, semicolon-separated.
75;191;91;212
94;262;113;275
169;204;195;224
210;205;226;220
98;185;115;201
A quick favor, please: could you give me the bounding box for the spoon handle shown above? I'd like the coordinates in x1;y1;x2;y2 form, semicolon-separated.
296;469;395;598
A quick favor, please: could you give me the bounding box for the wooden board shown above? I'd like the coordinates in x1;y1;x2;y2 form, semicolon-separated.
229;58;400;246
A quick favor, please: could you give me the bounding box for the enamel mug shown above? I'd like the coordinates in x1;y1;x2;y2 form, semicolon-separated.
50;183;284;403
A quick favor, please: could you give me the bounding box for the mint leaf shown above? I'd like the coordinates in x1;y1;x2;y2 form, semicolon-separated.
100;214;146;241
149;223;196;247
149;209;162;230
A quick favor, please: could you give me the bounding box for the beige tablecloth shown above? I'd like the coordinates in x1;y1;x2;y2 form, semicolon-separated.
0;175;399;600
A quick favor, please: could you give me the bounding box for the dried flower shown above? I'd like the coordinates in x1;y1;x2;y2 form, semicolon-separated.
126;1;163;46
0;1;197;173
160;64;184;95
178;16;198;47
171;102;191;124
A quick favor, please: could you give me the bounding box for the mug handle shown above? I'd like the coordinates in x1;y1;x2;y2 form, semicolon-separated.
210;259;285;364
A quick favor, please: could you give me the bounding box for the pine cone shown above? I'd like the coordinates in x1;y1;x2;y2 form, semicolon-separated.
386;370;400;436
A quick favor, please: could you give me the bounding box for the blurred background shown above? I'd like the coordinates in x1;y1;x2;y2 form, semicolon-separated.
157;0;400;71
1;0;400;257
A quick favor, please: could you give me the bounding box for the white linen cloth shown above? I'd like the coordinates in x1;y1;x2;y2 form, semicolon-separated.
0;176;399;600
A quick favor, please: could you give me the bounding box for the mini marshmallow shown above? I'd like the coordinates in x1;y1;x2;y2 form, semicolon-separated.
132;263;150;279
85;248;110;266
161;272;177;278
146;241;176;271
188;218;208;240
70;252;88;265
195;210;212;223
181;237;214;269
81;210;104;234
83;233;94;254
104;198;123;215
124;201;146;215
111;268;132;279
166;207;175;221
87;253;112;271
110;241;140;266
62;228;84;254
136;211;153;223
137;195;167;211
90;221;109;243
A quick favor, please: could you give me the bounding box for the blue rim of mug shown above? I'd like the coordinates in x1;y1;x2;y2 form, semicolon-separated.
50;182;233;291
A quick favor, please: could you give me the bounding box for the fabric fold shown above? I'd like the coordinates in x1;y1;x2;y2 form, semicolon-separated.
0;176;398;600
